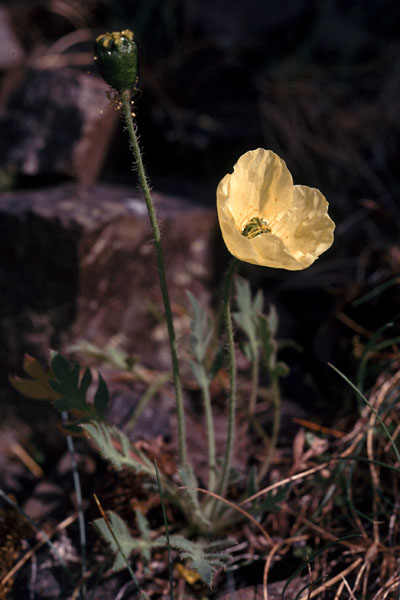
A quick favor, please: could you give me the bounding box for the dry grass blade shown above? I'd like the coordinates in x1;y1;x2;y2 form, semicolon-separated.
299;558;363;600
240;459;343;506
263;542;281;600
262;536;310;600
341;575;358;599
1;513;77;587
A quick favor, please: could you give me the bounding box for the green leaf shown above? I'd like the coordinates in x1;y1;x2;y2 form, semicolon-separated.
245;466;258;498
82;421;153;475
135;510;152;563
158;534;234;587
267;304;278;338
48;353;109;425
93;373;109;417
68;339;137;372
93;511;137;571
93;510;158;573
208;346;225;380
233;277;262;352
273;361;290;378
250;483;290;516
51;353;79;393
178;464;211;528
259;315;275;365
253;289;264;313
189;360;208;387
187;291;213;363
239;340;252;362
80;367;93;399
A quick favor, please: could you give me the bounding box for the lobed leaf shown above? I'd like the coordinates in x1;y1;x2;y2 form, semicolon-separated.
187;291;213;363
93;511;137;571
9;355;61;401
158;534;234;587
178;464;211;528
82;421;153;475
233;277;262;352
93;510;157;573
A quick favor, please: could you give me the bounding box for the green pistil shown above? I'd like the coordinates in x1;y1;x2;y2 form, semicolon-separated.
242;217;271;239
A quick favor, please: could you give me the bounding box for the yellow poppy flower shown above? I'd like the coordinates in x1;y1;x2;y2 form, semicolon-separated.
217;149;335;270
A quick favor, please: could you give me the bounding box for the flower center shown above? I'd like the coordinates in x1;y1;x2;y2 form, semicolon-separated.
242;217;271;239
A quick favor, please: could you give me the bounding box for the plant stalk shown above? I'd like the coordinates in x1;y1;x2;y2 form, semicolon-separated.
198;365;216;493
216;259;238;500
121;91;187;467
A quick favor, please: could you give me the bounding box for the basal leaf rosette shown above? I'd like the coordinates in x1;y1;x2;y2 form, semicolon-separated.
217;149;335;270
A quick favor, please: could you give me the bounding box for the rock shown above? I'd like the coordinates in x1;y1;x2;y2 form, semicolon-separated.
0;67;117;183
0;183;221;374
0;6;24;70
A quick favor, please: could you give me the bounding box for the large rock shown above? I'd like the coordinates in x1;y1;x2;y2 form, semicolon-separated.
0;183;221;374
0;67;117;183
0;6;24;70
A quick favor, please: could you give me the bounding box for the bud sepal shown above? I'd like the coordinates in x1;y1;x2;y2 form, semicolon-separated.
94;29;138;94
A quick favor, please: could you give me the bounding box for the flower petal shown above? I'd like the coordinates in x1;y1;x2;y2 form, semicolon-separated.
217;198;305;269
216;149;335;270
224;149;294;229
251;232;310;270
289;185;335;257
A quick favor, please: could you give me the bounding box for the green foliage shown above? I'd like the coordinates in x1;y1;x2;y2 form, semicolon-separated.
208;346;225;381
187;291;213;364
187;291;214;386
178;464;211;528
49;352;109;431
93;510;156;571
68;339;137;372
233;277;263;354
10;353;109;433
81;421;154;475
259;308;289;377
233;278;288;376
159;535;234;587
250;483;290;516
135;509;153;564
10;354;61;401
94;510;234;588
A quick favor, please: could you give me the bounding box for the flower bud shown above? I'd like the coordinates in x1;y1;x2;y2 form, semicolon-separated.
94;29;138;94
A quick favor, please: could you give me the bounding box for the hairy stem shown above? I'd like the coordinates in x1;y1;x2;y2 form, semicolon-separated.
121;91;187;467
199;365;216;493
216;259;238;500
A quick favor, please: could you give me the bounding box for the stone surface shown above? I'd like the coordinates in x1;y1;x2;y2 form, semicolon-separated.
0;183;221;374
0;6;24;70
0;67;117;183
